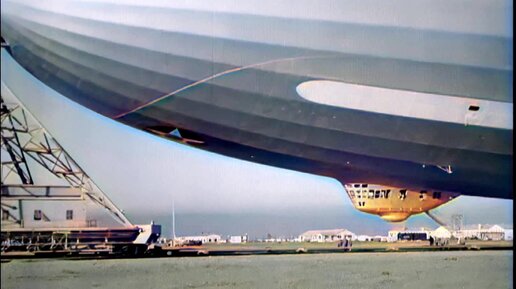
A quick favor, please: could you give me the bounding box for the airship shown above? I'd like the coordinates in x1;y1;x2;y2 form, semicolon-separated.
1;0;512;221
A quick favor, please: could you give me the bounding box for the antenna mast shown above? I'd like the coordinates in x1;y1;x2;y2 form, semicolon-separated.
172;200;176;239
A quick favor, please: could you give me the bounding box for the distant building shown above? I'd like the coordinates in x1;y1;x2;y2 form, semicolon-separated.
387;224;512;242
431;226;453;239
456;224;506;241
371;235;389;242
176;234;222;244
228;234;248;244
504;229;513;241
356;235;373;242
387;231;398;242
355;235;388;242
388;227;431;242
299;229;356;242
289;237;302;242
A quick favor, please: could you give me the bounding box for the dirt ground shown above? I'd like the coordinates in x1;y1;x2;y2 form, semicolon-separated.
1;250;512;289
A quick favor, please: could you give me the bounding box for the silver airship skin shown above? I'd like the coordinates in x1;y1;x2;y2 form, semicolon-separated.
1;0;513;199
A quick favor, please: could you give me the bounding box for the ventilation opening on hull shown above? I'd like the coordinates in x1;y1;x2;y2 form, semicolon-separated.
468;105;480;111
145;126;205;145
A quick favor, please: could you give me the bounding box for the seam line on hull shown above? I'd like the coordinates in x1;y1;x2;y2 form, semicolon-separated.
112;55;335;119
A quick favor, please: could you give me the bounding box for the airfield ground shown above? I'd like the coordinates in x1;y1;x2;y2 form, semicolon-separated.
1;250;512;289
200;240;513;251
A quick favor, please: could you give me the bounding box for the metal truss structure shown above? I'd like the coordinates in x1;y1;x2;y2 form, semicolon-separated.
451;214;464;231
1;95;131;227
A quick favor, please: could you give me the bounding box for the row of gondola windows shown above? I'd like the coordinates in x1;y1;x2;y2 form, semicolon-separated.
349;189;391;199
352;184;369;188
350;189;442;200
420;191;442;199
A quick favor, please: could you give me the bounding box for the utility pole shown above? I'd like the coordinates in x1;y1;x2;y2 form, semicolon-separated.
172;200;176;239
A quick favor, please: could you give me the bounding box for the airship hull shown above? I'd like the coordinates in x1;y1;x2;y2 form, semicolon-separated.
1;0;512;199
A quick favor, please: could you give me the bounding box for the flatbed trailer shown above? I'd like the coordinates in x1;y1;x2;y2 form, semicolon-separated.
1;225;158;257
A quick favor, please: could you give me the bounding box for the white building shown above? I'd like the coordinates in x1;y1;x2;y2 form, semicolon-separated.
372;235;389;242
504;229;513;241
299;229;356;243
431;226;453;239
356;235;373;242
355;235;388;242
289;237;302;242
387;224;511;242
456;224;506;241
228;235;248;243
176;234;222;244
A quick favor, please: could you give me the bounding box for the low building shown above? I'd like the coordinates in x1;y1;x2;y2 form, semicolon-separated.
388;227;431;242
388;224;511;243
387;231;399;242
289;237;302;242
356;235;373;242
299;229;356;243
358;235;387;242
456;224;506;241
482;225;505;240
504;229;513;241
371;235;389;242
176;234;222;244
228;234;248;243
431;226;453;239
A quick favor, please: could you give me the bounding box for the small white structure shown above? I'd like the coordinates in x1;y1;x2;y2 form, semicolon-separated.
228;235;248;244
372;235;389;242
431;226;453;239
483;225;506;241
299;229;356;243
356;235;373;242
387;231;399;242
357;235;389;242
504;229;513;241
176;234;222;244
